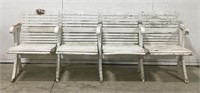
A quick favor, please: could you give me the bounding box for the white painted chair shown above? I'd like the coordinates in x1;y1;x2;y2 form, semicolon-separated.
55;14;103;82
141;14;192;83
8;12;59;82
101;15;146;82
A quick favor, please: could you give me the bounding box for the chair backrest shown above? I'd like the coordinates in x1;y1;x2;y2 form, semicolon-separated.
102;15;139;45
21;12;58;44
62;14;98;45
142;14;180;45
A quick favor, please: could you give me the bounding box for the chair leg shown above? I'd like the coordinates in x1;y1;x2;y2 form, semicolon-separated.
56;54;61;82
98;58;103;82
180;56;189;83
177;56;182;73
11;54;22;83
139;56;145;82
137;56;141;72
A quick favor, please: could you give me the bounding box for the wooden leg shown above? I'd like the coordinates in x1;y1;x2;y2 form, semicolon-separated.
180;56;189;83
177;56;182;73
11;54;22;83
139;56;145;82
137;56;141;72
56;54;61;82
99;58;103;82
18;58;22;72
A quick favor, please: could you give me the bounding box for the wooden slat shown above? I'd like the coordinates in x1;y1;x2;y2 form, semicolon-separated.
23;15;57;18
145;28;178;31
22;21;57;24
143;21;179;25
144;42;178;45
145;34;178;37
22;27;55;33
63;38;97;42
22;24;56;27
103;28;138;33
22;36;56;38
21;41;56;44
143;24;179;27
103;39;137;42
63;24;97;27
63;35;97;39
104;35;137;39
22;33;55;36
63;21;97;24
22;18;57;21
104;42;138;44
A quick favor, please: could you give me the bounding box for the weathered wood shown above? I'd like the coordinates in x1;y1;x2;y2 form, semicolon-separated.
9;23;22;46
56;54;61;82
99;58;103;82
8;44;56;54
138;23;145;48
177;56;189;83
144;45;192;55
97;23;103;82
56;43;98;55
20;13;58;45
9;13;58;53
177;55;182;73
181;56;189;83
56;14;101;82
103;44;145;55
102;15;146;82
11;54;22;83
139;55;145;82
142;15;192;83
54;24;63;46
9;12;59;82
179;24;189;47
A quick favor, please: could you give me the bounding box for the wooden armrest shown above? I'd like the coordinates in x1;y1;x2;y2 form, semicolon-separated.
96;22;103;57
179;24;189;35
54;24;62;34
139;24;145;34
9;23;22;45
54;24;63;46
9;23;22;33
96;22;103;35
138;22;145;48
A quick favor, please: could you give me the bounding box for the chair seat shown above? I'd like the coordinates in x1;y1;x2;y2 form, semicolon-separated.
8;44;56;54
103;44;145;55
144;45;192;55
56;43;98;55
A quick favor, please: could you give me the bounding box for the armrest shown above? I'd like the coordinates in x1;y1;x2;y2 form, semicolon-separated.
54;24;62;34
96;22;103;35
179;24;189;35
9;23;22;33
9;23;22;45
138;24;145;34
96;22;103;58
54;24;63;46
138;22;145;48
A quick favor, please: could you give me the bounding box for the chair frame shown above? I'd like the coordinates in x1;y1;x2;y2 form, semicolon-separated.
142;20;191;83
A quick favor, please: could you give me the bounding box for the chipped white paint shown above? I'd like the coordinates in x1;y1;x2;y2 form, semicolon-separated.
55;14;103;82
8;12;59;82
142;15;192;83
101;15;145;82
